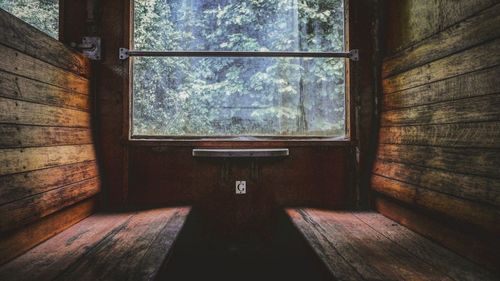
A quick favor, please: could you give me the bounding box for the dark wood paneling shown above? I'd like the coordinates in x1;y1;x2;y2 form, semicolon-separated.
0;71;90;111
378;122;500;148
385;0;497;54
0;7;100;264
373;159;500;206
0;197;97;266
383;3;500;77
0;161;98;205
383;37;500;94
383;66;500;110
0;177;100;232
371;175;500;235
374;196;500;273
0;125;93;148
0;9;90;78
0;97;90;127
0;44;89;94
376;144;500;178
381;94;500;126
0;145;97;176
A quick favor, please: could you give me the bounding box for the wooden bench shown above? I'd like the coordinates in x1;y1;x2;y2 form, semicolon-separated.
287;208;498;281
0;207;191;281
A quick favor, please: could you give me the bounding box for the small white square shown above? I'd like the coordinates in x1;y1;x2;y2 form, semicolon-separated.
236;181;246;194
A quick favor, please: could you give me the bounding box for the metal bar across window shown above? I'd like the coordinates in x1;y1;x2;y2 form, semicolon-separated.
119;48;359;61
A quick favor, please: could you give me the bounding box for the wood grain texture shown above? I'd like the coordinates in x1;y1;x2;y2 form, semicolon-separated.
0;207;191;281
0;177;101;232
383;3;500;77
383;37;500;94
0;44;89;94
381;94;500;126
375;197;500;273
0;70;90;111
385;0;497;54
383;65;500;110
0;161;98;205
378;122;500;148
371;175;500;234
0;97;90;127
0;9;89;78
0;125;93;148
376;144;500;178
287;209;496;280
0;145;97;176
0;197;97;266
373;159;500;207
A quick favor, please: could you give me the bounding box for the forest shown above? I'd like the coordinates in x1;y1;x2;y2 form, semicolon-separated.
133;0;345;137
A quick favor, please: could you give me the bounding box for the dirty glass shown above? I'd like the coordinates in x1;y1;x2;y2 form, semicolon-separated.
132;0;345;137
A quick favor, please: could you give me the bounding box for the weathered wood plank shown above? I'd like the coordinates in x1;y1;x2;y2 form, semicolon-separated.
0;207;131;280
383;66;500;110
353;212;498;281
378;122;500;148
376;144;500;178
0;125;93;148
286;209;364;281
0;197;97;266
0;9;89;78
386;0;497;54
0;177;100;232
291;208;455;281
53;207;190;281
374;196;500;273
383;37;500;94
0;144;97;176
373;159;500;207
0;70;90;111
0;44;89;94
0;161;98;205
383;3;500;77
381;94;500;126
371;175;500;234
0;97;90;127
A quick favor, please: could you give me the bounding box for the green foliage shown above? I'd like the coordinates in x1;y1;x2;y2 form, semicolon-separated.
0;0;58;38
133;0;345;137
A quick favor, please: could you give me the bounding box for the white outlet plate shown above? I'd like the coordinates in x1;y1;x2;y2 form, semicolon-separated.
236;181;246;194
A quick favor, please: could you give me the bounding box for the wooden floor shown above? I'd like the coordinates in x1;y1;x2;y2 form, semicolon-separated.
0;207;191;281
287;208;498;281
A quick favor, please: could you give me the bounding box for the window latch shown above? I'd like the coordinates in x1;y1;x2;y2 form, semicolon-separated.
71;37;101;60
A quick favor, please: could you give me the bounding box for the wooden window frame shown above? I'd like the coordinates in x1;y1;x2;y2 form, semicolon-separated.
123;0;355;147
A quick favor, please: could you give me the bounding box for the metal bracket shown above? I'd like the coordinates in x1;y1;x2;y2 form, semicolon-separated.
72;37;101;60
119;48;129;60
349;49;359;61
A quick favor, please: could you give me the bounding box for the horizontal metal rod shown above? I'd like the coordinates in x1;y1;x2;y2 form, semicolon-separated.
119;48;359;61
192;148;289;158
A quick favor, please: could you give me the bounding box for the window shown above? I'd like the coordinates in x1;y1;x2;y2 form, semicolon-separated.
132;0;346;138
0;0;58;38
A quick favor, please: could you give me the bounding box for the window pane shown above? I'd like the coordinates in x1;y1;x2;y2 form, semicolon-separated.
134;0;344;52
132;57;345;137
0;0;58;38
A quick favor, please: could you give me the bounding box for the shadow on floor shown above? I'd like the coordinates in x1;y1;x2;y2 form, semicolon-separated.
157;208;333;281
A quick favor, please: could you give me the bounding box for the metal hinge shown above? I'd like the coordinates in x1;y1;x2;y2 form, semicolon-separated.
349;49;359;61
71;37;101;60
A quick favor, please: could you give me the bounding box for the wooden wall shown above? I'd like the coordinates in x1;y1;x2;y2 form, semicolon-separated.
373;0;500;271
0;9;100;264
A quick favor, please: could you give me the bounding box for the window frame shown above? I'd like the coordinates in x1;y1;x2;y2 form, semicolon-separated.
124;0;354;144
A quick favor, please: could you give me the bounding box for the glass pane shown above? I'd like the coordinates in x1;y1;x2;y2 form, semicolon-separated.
134;0;344;52
0;0;58;38
132;57;345;137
